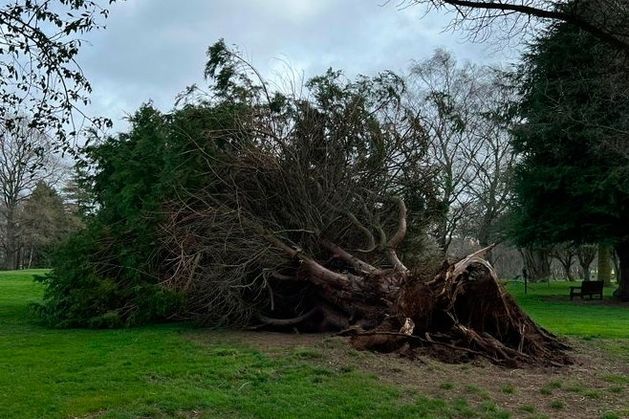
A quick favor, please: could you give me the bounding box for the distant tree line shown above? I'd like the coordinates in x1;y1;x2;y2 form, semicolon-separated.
0;0;114;268
0;123;82;269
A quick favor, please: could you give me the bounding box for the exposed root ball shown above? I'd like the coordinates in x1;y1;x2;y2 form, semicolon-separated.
347;250;571;368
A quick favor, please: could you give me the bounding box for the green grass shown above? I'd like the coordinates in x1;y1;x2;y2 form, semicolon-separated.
539;380;562;396
517;404;535;413
1;272;627;418
506;281;629;338
500;384;515;395
0;270;509;418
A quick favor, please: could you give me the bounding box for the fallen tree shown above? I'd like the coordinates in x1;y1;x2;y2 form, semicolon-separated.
163;198;570;368
158;42;571;368
39;41;571;367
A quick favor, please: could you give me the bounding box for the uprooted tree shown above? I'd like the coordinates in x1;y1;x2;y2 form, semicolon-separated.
40;41;571;368
157;42;570;367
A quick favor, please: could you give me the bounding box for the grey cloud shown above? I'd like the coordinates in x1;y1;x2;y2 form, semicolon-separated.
79;0;512;131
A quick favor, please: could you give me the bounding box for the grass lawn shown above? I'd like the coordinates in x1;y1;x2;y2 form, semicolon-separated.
506;281;629;339
0;271;626;418
0;270;511;419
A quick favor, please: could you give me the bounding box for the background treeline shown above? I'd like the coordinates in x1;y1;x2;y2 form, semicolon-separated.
0;122;84;270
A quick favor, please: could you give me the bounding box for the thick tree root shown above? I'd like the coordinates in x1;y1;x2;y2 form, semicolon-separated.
163;201;571;367
342;250;572;368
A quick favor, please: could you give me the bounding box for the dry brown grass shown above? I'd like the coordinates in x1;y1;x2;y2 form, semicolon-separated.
197;330;629;419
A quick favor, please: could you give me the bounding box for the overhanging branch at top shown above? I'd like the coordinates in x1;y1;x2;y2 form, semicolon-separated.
410;0;629;52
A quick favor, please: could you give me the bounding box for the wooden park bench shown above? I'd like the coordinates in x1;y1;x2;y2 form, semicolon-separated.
569;280;604;300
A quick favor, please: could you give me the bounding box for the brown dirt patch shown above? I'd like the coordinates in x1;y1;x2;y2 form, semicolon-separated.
194;330;628;418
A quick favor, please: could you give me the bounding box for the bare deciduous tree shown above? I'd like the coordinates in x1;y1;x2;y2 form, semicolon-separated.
408;51;516;256
550;243;577;281
0;1;115;151
0;121;56;269
409;50;484;254
576;244;597;281
462;70;516;250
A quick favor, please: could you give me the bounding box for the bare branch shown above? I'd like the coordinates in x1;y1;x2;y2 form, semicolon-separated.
408;0;629;52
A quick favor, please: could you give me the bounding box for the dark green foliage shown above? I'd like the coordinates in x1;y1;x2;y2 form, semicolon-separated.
37;102;244;327
19;182;81;268
512;23;629;245
510;21;629;297
35;227;181;328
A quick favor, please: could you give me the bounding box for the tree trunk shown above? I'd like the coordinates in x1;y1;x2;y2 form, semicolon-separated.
612;250;620;283
17;244;23;270
614;240;629;301
521;248;551;282
551;245;576;281
4;207;18;270
27;247;33;269
477;233;495;266
576;245;596;281
597;243;612;286
559;260;574;281
435;216;450;257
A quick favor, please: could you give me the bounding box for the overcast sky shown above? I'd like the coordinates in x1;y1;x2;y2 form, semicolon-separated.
78;0;518;132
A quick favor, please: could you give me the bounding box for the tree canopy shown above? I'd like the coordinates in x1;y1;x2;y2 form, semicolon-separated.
511;21;629;298
0;0;114;151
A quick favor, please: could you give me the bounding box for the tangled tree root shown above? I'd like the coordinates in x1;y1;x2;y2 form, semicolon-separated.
163;194;571;368
341;249;572;368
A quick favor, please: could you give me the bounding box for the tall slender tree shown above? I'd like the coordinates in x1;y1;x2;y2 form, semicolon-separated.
597;243;612;286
